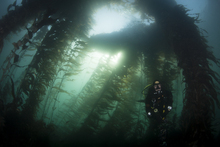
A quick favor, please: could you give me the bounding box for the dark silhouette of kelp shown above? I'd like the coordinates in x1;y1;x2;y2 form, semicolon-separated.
0;0;220;147
135;0;220;146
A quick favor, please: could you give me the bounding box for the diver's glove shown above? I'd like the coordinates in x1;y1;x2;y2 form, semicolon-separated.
167;106;172;111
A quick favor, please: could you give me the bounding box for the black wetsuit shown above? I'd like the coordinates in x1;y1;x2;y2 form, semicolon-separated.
145;86;173;123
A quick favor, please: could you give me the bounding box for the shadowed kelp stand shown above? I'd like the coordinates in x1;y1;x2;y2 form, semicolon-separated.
0;0;220;146
135;0;220;146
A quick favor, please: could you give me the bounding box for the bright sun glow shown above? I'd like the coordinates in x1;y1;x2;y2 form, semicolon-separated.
89;7;130;36
89;6;154;36
92;51;104;58
112;52;122;64
91;51;121;65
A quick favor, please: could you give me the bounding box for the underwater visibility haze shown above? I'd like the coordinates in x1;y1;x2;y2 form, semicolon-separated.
0;0;220;146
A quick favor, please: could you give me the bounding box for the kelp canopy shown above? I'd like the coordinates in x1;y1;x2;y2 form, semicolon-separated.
0;0;219;146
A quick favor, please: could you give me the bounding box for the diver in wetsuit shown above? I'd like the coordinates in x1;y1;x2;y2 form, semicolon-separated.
144;80;173;146
145;80;173;122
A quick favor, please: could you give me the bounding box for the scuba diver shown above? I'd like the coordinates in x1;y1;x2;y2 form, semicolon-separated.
139;80;173;146
145;80;173;122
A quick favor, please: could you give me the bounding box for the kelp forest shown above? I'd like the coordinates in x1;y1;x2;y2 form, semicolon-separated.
0;0;220;146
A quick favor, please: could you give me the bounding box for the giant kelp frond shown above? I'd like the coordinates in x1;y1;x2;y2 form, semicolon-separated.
132;1;220;145
141;2;220;146
93;56;147;146
0;0;149;146
62;54;141;146
53;55;113;135
14;0;97;131
0;0;61;54
144;44;178;90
